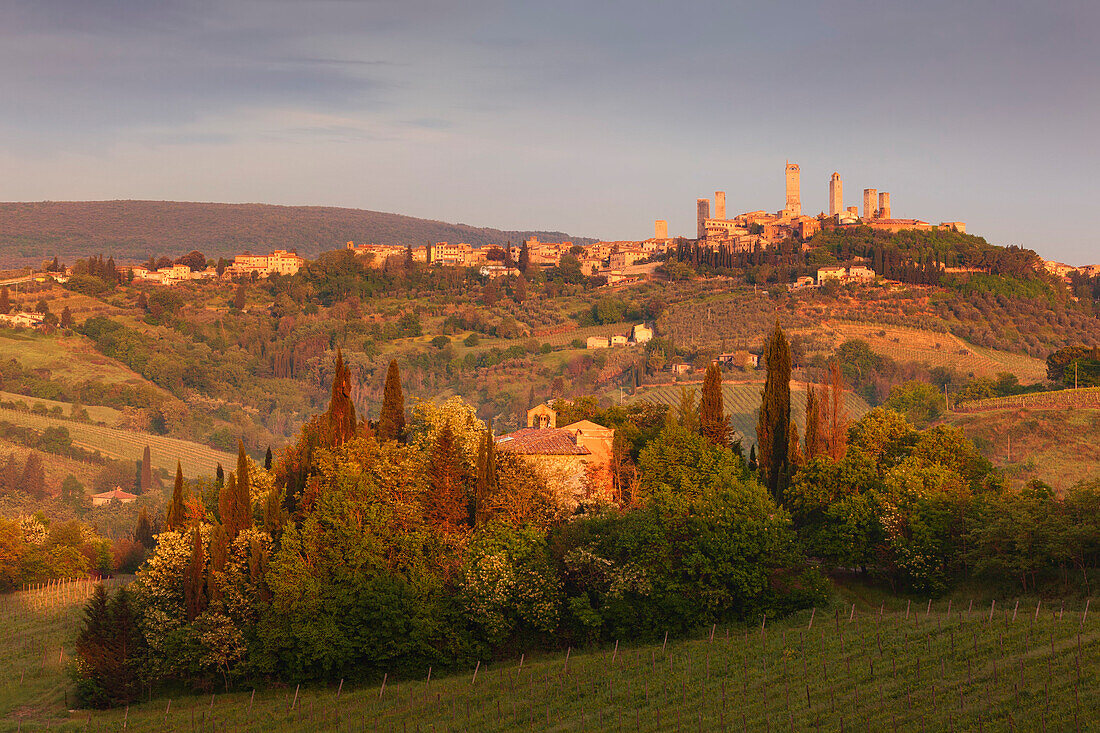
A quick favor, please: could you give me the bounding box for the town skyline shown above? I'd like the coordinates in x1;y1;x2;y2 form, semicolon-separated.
1;1;1098;263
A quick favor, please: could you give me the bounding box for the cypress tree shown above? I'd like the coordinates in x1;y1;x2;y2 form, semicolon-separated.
787;421;803;467
825;360;849;461
748;444;758;473
264;446;273;470
166;461;186;530
676;386;698;432
518;241;531;274
207;524;228;604
218;473;237;536
226;441;254;540
140;446;152;495
327;350;357;444
377;359;406;442
134;507;155;549
215;463;224;488
756;323;791;501
804;386;823;459
474;419;497;526
699;363;730;446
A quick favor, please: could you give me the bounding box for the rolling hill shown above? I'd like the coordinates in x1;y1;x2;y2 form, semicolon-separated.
0;200;594;268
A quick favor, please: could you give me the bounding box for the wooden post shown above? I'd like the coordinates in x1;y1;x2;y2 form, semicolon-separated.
471;660;480;684
989;599;996;622
378;675;386;699
808;607;815;629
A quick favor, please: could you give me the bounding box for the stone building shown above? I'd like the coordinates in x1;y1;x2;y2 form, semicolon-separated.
785;162;801;216
495;406;616;510
696;198;710;239
714;191;726;220
829;172;843;216
863;189;878;220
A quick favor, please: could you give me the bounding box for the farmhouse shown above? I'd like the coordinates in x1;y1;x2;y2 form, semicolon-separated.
91;488;138;506
495;406;615;510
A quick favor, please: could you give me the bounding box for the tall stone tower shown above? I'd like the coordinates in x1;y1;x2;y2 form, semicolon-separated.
714;191;726;220
863;188;877;219
696;199;710;240
654;219;668;239
877;192;891;219
829;172;843;216
785;162;801;216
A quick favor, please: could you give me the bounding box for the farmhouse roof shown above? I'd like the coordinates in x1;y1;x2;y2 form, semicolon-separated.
92;488;138;502
495;428;591;455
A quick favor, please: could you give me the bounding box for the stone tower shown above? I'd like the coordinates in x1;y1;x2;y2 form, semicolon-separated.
863;188;877;220
829;172;843;216
785;162;801;216
696;198;710;240
877;192;891;219
714;191;726;220
654;219;668;239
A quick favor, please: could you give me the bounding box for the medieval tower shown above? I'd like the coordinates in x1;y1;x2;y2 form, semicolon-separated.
877;192;891;219
714;191;726;220
829;172;843;216
696;198;710;239
785;162;801;216
863;188;877;219
654;219;668;239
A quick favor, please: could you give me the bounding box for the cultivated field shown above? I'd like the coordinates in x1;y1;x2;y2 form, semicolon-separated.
626;382;871;444
0;406;233;478
3;580;1097;731
0;390;123;426
953;387;1100;413
816;321;1048;383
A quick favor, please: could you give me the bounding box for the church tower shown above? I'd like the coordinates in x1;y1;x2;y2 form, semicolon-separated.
785;162;801;216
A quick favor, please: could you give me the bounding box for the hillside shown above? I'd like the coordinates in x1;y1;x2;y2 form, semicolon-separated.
0;406;233;478
944;403;1100;493
5;579;1097;731
0;200;593;268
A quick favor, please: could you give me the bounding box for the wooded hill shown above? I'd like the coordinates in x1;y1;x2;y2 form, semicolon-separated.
0;200;592;268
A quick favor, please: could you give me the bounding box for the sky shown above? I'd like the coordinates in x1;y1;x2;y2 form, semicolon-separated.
0;0;1098;264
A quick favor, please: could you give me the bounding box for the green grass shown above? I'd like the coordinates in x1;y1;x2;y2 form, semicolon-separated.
4;581;1098;731
0;406;234;479
626;382;872;444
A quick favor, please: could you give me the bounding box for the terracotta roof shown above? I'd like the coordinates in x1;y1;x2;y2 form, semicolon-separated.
495;428;590;455
92;488;138;501
562;420;614;436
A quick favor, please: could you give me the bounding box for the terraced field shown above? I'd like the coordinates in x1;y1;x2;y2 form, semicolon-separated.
0;390;123;426
625;382;871;444
0;330;162;389
816;321;1048;383
0;406;233;478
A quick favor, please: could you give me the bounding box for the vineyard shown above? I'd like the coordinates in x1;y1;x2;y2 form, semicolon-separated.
954;387;1100;413
626;382;871;443
6;582;1097;731
0;406;233;478
817;321;1048;383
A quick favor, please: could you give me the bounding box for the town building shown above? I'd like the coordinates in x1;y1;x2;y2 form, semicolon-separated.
225;250;304;279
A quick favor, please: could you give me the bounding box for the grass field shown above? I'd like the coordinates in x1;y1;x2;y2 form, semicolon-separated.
816;321;1048;383
3;579;1098;731
0;406;234;479
625;382;871;444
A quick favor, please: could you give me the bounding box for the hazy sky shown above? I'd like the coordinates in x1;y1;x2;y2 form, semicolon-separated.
1;0;1097;263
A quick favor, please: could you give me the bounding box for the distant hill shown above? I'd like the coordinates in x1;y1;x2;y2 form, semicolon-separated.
0;200;594;268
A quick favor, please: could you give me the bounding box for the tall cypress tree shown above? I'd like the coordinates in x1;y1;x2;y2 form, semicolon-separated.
134;507;155;549
327;350;357;445
264;447;273;470
804;386;823;459
377;359;406;442
699;363;730;446
825;360;849;461
207;523;228;604
215;463;224;489
474;419;497;526
166;461;186;530
140;446;152;495
756;323;791;501
218;473;237;536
